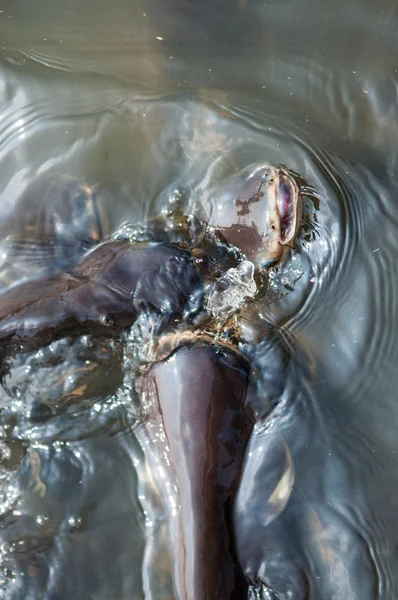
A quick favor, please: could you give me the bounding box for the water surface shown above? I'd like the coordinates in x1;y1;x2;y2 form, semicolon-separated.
0;0;397;598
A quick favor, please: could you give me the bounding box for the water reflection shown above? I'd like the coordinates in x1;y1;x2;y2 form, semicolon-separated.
0;0;397;597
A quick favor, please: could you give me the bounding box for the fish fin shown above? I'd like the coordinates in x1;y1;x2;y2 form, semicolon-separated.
5;237;56;265
2;237;83;272
267;442;295;511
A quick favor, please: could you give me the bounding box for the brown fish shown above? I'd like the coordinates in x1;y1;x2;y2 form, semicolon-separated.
0;177;108;286
0;240;204;360
138;341;263;599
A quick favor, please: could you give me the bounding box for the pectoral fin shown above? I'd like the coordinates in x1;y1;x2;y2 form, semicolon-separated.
4;237;56;269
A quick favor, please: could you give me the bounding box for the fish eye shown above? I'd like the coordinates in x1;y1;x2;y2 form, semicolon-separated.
100;314;114;326
269;177;275;184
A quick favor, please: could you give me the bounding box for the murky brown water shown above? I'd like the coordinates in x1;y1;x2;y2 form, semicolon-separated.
0;0;397;598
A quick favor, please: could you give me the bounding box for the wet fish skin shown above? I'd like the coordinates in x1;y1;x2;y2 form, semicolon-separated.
138;343;257;600
0;241;204;360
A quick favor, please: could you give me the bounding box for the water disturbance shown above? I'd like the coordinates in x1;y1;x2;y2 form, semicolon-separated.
0;0;397;598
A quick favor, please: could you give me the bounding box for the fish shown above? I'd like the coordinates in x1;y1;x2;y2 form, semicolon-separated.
0;177;109;284
137;341;264;599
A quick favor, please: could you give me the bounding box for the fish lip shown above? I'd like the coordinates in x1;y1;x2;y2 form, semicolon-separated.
277;169;299;244
256;169;300;270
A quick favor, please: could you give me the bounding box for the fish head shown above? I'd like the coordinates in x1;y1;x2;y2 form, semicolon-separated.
205;164;300;268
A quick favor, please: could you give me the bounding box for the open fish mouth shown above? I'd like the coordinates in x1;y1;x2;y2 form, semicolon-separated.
256;167;300;269
277;169;300;245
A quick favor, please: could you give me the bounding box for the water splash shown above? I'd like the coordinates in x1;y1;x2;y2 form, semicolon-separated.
206;260;257;322
265;253;304;304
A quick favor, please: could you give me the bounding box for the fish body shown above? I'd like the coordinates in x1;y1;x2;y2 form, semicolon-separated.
138;342;259;599
0;241;204;359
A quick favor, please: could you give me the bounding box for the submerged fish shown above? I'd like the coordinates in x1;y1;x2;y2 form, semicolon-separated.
0;165;301;599
0;177;108;286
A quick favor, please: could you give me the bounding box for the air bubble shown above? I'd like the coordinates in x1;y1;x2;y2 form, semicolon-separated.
68;516;82;529
36;514;49;526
